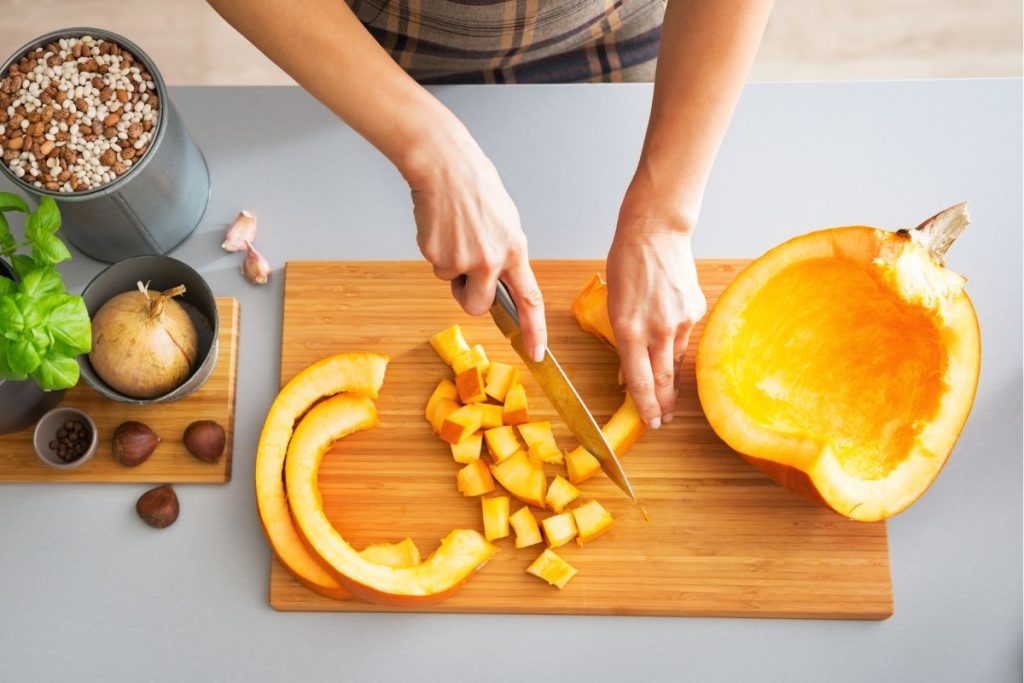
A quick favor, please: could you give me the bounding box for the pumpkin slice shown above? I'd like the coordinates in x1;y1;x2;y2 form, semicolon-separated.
573;500;614;544
359;538;422;568
479;404;504;430
256;352;388;600
481;496;510;542
457;459;496;497
286;394;496;605
545;475;580;513
430;324;471;365
450;431;483;464
540;512;578;549
503;383;529;425
509;506;543;548
485;361;519;402
696;204;981;521
484;425;521;464
441;404;485;444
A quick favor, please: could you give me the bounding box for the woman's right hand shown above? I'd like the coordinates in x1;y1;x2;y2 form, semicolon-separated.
405;131;548;362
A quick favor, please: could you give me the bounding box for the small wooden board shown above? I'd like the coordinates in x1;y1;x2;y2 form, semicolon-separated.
0;297;239;483
270;262;892;619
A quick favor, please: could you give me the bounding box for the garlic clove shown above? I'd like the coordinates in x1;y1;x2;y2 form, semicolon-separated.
222;210;258;252
242;240;272;285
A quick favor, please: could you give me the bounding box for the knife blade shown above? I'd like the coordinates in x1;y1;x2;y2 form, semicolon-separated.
490;280;637;501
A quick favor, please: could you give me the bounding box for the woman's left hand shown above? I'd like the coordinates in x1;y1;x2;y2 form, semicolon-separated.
606;215;707;430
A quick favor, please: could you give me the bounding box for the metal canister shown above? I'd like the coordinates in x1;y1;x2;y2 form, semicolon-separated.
0;27;210;263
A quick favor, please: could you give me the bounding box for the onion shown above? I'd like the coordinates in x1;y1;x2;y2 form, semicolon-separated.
89;281;199;399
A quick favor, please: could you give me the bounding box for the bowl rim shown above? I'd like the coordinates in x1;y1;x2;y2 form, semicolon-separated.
32;406;99;469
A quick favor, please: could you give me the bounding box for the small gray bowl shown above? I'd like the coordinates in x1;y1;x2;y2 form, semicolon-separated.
79;255;218;404
33;407;98;469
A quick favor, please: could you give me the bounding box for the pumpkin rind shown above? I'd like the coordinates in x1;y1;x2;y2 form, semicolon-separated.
695;219;980;521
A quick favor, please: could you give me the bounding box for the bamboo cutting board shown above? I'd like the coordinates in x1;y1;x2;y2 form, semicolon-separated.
270;262;892;619
0;297;239;483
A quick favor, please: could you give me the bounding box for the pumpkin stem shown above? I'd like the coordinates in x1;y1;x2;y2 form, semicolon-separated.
900;202;969;264
138;281;187;319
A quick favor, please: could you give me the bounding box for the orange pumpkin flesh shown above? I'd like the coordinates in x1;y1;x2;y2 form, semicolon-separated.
696;206;980;521
286;394;497;605
255;353;388;599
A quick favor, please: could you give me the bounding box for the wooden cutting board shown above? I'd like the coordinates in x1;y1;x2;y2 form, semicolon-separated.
270;262;892;619
0;297;239;483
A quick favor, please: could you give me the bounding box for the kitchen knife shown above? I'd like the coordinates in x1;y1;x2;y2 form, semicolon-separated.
490;280;637;501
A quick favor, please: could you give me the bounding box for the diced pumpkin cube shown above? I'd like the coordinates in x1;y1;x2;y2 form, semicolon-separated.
517;421;553;448
452;344;490;375
509;506;543;548
425;379;458;422
441;404;485;444
455;366;487;403
565;446;602;484
484;425;521;464
457;459;495;497
528;440;564;466
545;475;580;513
526;548;577;589
481;496;510;542
428;398;461;435
479;403;504;430
540;512;578;549
430;324;471;365
484;361;519;403
358;538;421;567
450;431;483;464
491;451;547;508
503;383;529;425
573;500;614;544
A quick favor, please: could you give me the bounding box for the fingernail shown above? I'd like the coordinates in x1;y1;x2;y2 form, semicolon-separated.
663;413;674;424
531;345;545;363
649;417;662;430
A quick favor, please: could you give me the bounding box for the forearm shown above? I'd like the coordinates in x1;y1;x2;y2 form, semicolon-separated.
623;0;773;231
207;0;467;181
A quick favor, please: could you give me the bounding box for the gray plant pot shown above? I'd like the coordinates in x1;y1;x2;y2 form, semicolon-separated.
0;258;65;435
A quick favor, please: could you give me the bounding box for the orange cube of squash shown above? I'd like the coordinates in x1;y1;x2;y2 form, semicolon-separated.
565;446;602;484
457;459;495;497
425;379;458;426
450;431;483;464
509;506;543;548
479;403;504;430
430;324;472;365
517;421;553;448
540;512;578;549
452;344;490;375
573;500;614;545
481;495;510;542
455;366;487;403
428;398;461;435
502;383;529;425
545;475;580;513
441;404;485;444
484;361;519;402
526;548;577;589
484;425;521;464
491;451;547;508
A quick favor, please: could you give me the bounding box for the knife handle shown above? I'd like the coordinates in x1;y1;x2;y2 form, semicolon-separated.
490;280;521;339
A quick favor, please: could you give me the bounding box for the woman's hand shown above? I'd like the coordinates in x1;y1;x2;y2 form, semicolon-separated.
407;132;548;362
607;214;706;429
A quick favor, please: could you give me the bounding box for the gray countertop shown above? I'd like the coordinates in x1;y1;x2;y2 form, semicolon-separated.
1;80;1021;682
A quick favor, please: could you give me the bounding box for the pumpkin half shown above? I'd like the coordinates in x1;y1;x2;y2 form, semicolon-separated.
696;203;980;521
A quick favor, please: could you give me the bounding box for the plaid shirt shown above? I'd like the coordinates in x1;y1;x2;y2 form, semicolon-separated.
348;0;664;83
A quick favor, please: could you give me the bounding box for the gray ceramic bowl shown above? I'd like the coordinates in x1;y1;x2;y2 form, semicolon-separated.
79;255;218;404
33;407;98;469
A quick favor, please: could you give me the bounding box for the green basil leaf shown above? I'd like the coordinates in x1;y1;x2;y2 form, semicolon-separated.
45;295;91;355
0;294;25;337
29;232;72;266
0;192;30;214
31;352;79;391
0;276;14;297
18;267;65;298
0;339;27;381
11;254;36;278
6;337;42;376
26;197;60;236
0;213;15;257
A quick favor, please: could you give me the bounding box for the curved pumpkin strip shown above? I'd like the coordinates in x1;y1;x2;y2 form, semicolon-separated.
285;394;497;605
695;215;980;521
255;353;388;599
